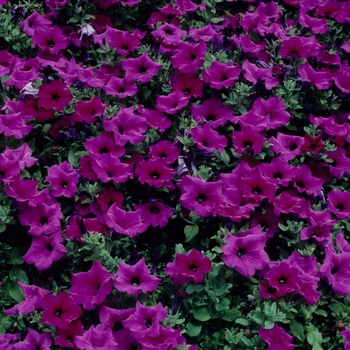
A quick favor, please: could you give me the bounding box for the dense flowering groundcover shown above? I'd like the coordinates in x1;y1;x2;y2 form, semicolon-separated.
1;0;350;348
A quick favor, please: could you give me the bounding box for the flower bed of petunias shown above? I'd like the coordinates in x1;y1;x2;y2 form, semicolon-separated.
1;0;350;348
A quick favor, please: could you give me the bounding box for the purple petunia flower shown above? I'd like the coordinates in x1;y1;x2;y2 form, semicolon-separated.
123;301;167;341
258;324;294;350
135;201;173;228
328;189;350;219
320;248;350;296
0;333;21;349
74;325;119;350
190;123;227;152
202;60;240;89
222;227;269;277
156;90;190;115
32;26;69;54
165;249;212;285
135;158;175;189
97;305;137;349
70;261;113;310
38;80;72;113
104;204;149;238
114;258;161;296
178;175;225;217
122;51;162;83
5;281;50;315
45;161;78;198
13;328;52;350
41;291;82;330
22;231;66;270
170;41;207;74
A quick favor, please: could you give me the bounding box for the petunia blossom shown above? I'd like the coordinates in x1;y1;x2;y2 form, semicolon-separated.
70;261;114;310
222;227;269;277
258;324;294;350
114;258;161;296
165;249;212;285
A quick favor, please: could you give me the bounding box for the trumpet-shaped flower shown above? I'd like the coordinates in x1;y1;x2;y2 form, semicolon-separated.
114;258;161;296
70;261;113;310
222;227;269;277
165;249;212;284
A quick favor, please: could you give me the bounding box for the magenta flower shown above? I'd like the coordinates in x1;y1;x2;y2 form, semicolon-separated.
103;107;148;146
298;61;332;90
258;158;296;187
269;133;304;160
3;142;37;170
202;61;240;89
165;249;212;285
178;176;225;217
70;261;113;310
242;60;279;90
38;80;72;112
326;147;350;178
152;23;186;46
123;301;167;341
258;324;294;350
190;97;232;128
5;282;50;315
104;204;149;238
13;328;52;350
136;158;175;189
328;189;350;219
114;258;161;296
85;132;125;159
0;110;33;139
170;72;204;98
149;140;180;164
45;161;78;198
280;35;321;59
138;106;172;132
263;261;300;298
0;333;21;349
291;165;324;196
41;291;82;330
320;249;350;296
97;305;137;348
341;330;350;350
135;201;174;228
170;41;207;73
103;76;138;98
18;201;62;236
122;51;162;83
74;325;119;350
22;231;66;270
91;154;133;183
232;126;266;155
18;9;51;36
0;155;20;184
5;176;41;206
190;123;227;152
222;227;269;277
155;90;190;115
32;26;69;54
54;320;84;348
273;190;307;216
73;95;106;124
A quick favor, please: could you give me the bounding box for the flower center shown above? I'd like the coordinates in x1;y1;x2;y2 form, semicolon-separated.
150;206;159;213
46;244;53;252
237;248;246;258
252;186;262;194
138;66;147;73
197;194;206;203
189;264;197;271
336;203;344;211
279;277;286;284
151;172;159;179
130;276;141;286
40;217;48;225
331;266;338;275
113;322;123;332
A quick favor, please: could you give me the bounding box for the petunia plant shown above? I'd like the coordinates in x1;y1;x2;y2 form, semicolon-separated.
1;0;350;348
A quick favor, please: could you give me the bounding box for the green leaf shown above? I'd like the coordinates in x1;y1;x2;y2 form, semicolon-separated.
264;320;275;329
215;298;230;312
9;283;24;303
9;266;28;284
223;308;240;322
235;318;249;326
186;284;204;294
290;319;304;340
184;225;199;242
191;307;212;322
4;248;24;265
307;325;322;346
186;322;202;337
